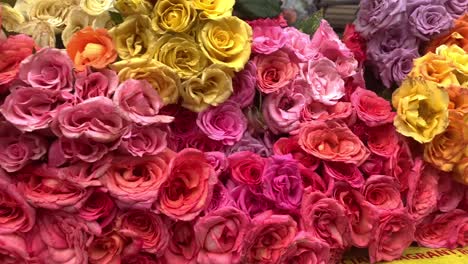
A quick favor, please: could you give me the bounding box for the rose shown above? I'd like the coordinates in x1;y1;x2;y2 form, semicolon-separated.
254;49;298;94
437;175;464;212
389;140;415;191
116;210;169;255
114;0;153;16
366;124;399;158
120;124;168;157
444;0;468;18
88;232;125;264
368;209;415;263
392;78;449;143
54;159;110;188
454;156;468;184
205;152;228;177
195;207;249;264
74;68;118;101
379;48;419;87
0;233;29;263
301;168;328;194
62;8;113;46
301;57;345;105
52;136;111;163
180;64;233;112
192;0;234;19
158;148;216;220
154;33;209;79
242;211;297;264
110;14;156;60
279;232;330;264
197;102;247;146
342;24;366;65
122;253;163;264
80;0;114;16
18;48;73;93
410;52;457;86
301;101;353;123
437;44;468;77
262;88;306;134
409;5;453;41
283;27;316;62
323;161;364;188
198;16;252;71
361;175;403;211
0;34;37;93
204;182;234;214
407;160;439;222
181;131;226;152
226;132;272;157
53;97;128;143
0;170;35;234
427;14;468;53
229;61;256;108
360;154;386;176
251;24;287;54
355;0;406;37
350;87;395;127
151;0;197;33
101;150;174;209
273;136;319;170
28;0;75;30
298;121;370;165
0;2;24;33
229;185;273;218
164;220;200;264
301;191;349;249
112;58;181;104
228;151;265;188
78;190;117;229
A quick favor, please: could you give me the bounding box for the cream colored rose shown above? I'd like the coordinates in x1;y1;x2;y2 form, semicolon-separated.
154;33;208;79
17;20;56;47
114;0;153;17
112;58;181;104
109;14;157;59
0;3;25;32
151;0;197;33
29;0;77;31
198;16;252;71
193;0;234;19
62;7;113;45
80;0;114;16
180;64;233;112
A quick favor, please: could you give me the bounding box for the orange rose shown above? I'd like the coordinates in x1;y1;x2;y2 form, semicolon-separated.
454;156;468;185
426;14;468;53
447;85;468;110
67;26;117;71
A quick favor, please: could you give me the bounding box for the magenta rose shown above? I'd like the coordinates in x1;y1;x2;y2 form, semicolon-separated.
120;124;168;157
87;232;126;264
279;231;331;264
229;61;257;108
301;191;349;249
437;175;464;212
0;86;65;132
366;124;399;158
101;150;174;209
204;182;234;214
51;136;111;163
78;189;117;229
228;151;265;189
164;220;200;264
230;185;273;218
18;48;73;94
273;136;320;170
407;159;439;222
361;175;403;211
252;24;287;54
74;67;118;101
53;96;128;143
116;210;169;255
242;211;298;264
350;87;395;127
113;79;173;125
197;102;247;146
323;161;364;188
0;170;35;234
368;209;415;263
0;233;30;263
195;206;249;264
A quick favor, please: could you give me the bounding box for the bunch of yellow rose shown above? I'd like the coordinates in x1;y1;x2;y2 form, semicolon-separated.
392;41;468;184
110;0;252;111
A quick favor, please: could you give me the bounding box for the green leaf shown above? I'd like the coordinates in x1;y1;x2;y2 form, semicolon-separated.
109;11;124;25
234;0;281;20
294;9;324;35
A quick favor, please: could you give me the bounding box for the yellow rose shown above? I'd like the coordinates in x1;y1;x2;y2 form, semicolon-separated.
151;0;197;33
110;15;157;59
114;0;153;17
436;44;468;75
80;0;114;16
198;16;252;71
180;64;233;112
112;58;181;104
62;7;113;45
392;78;450;143
0;2;25;32
453;156;468;185
154;33;208;79
192;0;234;19
410;52;458;87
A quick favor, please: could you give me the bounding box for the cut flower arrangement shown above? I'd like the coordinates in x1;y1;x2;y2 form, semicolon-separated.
0;1;467;264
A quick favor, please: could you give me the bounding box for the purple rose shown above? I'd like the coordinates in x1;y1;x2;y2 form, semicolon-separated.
197;102;248;146
262;155;303;211
230;185;273;218
366;26;420;63
226;132;272;157
229;61;256;108
74;68;118;102
356;0;407;37
409;5;453;41
379;48;419;87
120;124;167;157
443;0;468;19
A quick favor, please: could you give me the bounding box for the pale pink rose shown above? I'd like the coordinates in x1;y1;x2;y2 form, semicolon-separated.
323;161;365;188
113;79;173;125
254;50;299;94
368;209;415;263
229;61;256;108
242;211;298;264
88;232;126;264
252;25;287;54
74;67;118;101
350;88;395;127
301;57;345;105
53;96;128;143
0;169;35;234
0;87;65;132
279;231;330;264
362;175;403;211
437;176;464;212
78;189;117;229
407;159;439;222
101;150;175;209
120;124;168;157
158;148;217;220
164;220;200;264
195;206;249;264
51;136;111;164
284;27;318;62
0;233;30;263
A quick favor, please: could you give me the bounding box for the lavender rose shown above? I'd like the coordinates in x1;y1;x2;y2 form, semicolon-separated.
355;0;406;37
443;0;468;19
379;48;419;87
409;5;453;41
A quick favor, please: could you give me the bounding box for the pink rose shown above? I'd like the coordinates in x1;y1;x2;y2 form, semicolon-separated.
88;232;126;264
437;176;464;212
122;253;163;264
53;97;128;143
180;131;226;152
204;182;234;214
407;159;439;222
273;136;319;170
101;150;174;209
55;158;111;188
158;148;216;221
120;124;168;157
252;25;287;54
164;220;200;264
0;122;47;172
78;189;117;229
301;168;328;194
262;88;306;134
360;154;387;176
301;57;345;105
279;231;330;264
0;87;65;132
247;16;288;28
229;61;256;108
51;136;111;163
368;209;415;263
361;175;403;211
284;27;318;62
366;124;399;157
205;151;228;177
0;34;37;93
230;185;273;218
254;50;299;94
0;170;35;234
113;79;173;125
350;88;395;127
301;191;349;249
242;211;298;264
323;161;365;188
18;48;73;94
388;140;415;191
116;210;169;255
228;151;265;189
197;102;247;146
74;67;118;101
301;101;353;123
0;233;30;263
195;206;249;264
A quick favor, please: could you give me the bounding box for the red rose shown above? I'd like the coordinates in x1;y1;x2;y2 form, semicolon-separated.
273;136;319;170
228;151;265;189
437;175;464;212
367;124;399;158
342;24;367;64
350;87;395;127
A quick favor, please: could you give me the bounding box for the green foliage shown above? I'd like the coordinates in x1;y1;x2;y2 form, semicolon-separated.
109;11;124;25
234;0;282;20
294;9;324;35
